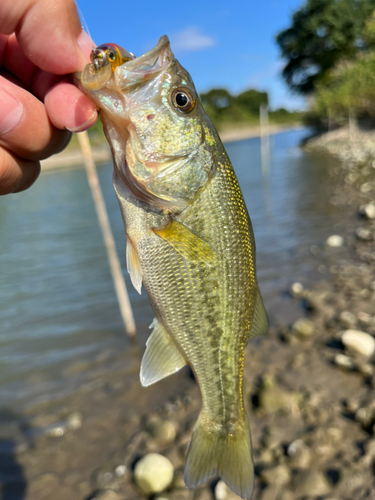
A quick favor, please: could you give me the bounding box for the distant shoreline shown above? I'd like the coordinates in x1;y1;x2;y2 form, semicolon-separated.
40;123;303;172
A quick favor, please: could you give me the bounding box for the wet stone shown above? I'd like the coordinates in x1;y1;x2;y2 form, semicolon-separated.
134;453;174;494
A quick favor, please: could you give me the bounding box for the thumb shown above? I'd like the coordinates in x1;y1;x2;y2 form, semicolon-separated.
0;0;95;74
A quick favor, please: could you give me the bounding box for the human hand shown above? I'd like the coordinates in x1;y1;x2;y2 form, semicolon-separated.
0;0;98;195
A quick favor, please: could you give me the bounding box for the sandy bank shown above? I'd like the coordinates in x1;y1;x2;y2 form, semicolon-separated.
40;124;302;172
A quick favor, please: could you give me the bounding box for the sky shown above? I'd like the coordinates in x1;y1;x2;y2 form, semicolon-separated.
77;0;306;111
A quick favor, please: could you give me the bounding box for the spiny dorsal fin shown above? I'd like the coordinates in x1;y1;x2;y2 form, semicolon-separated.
140;320;187;387
249;288;268;339
126;237;142;294
153;219;216;266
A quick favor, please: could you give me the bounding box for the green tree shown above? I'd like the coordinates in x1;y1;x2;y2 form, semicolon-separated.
276;0;375;94
234;89;268;115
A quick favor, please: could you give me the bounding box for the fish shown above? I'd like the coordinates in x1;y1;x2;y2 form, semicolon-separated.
74;36;268;499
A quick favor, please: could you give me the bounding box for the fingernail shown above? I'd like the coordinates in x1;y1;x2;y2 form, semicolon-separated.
66;112;98;133
77;30;96;62
0;89;23;135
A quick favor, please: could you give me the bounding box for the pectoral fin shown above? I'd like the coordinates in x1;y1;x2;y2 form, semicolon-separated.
126;237;142;294
140;320;187;387
249;288;268;339
153;220;216;266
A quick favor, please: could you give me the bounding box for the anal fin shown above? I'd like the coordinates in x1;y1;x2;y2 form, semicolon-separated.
153;219;216;266
140;320;187;387
126;237;142;294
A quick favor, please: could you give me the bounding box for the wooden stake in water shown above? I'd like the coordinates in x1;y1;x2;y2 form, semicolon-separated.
77;131;136;338
260;104;270;179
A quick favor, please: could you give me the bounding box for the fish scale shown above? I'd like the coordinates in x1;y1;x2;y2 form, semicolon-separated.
75;35;268;500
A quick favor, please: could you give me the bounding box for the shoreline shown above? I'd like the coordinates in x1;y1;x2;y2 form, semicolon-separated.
40;124;303;172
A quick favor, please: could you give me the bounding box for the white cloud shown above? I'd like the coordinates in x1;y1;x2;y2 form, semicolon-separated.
170;26;216;52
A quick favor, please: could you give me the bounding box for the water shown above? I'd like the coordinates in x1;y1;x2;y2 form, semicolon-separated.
0;128;342;419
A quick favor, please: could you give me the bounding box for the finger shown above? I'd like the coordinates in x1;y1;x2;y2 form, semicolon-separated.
45;79;98;132
0;0;94;74
0;75;71;161
2;35;98;131
0;147;40;195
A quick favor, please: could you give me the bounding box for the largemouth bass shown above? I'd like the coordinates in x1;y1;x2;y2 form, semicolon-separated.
75;36;267;499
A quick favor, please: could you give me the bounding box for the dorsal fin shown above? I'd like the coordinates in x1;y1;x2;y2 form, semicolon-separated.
140;320;187;387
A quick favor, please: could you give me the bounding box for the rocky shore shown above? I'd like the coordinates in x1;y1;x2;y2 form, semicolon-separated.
303;124;375;164
7;142;375;500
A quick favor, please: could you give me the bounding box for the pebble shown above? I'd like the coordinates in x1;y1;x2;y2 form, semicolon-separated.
290;282;304;298
287;439;311;468
290;470;331;496
333;353;355;370
256;375;302;414
291;318;315;339
214;479;242;499
326;235;344;247
134;453;174;494
355;406;375;429
339;310;357;328
359;202;375;219
260;464;291;487
364;438;375;456
356;227;373;241
149;420;176;447
90;491;119;500
342;329;375;358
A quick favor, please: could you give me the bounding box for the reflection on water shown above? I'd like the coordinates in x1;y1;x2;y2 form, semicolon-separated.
0;128;342;418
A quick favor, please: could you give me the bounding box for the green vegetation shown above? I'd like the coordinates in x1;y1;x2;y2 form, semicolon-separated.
199;88;303;131
277;0;375;127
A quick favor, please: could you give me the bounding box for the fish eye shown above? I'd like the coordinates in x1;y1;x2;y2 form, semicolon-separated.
107;50;116;62
171;88;195;113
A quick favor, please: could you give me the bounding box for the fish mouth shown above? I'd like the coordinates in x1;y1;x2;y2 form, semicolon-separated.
113;35;173;90
74;36;173;92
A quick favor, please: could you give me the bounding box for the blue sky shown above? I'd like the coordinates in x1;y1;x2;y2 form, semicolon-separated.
77;0;306;110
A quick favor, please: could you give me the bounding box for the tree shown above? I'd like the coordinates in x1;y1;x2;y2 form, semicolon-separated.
199;89;233;113
276;0;375;94
234;89;268;115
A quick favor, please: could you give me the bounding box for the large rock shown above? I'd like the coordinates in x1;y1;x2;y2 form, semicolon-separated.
134;453;174;494
342;329;375;358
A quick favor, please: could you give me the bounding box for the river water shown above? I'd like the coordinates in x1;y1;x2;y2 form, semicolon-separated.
0;128;342;426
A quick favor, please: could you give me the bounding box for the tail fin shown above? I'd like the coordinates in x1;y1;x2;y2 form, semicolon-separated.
183;413;254;500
